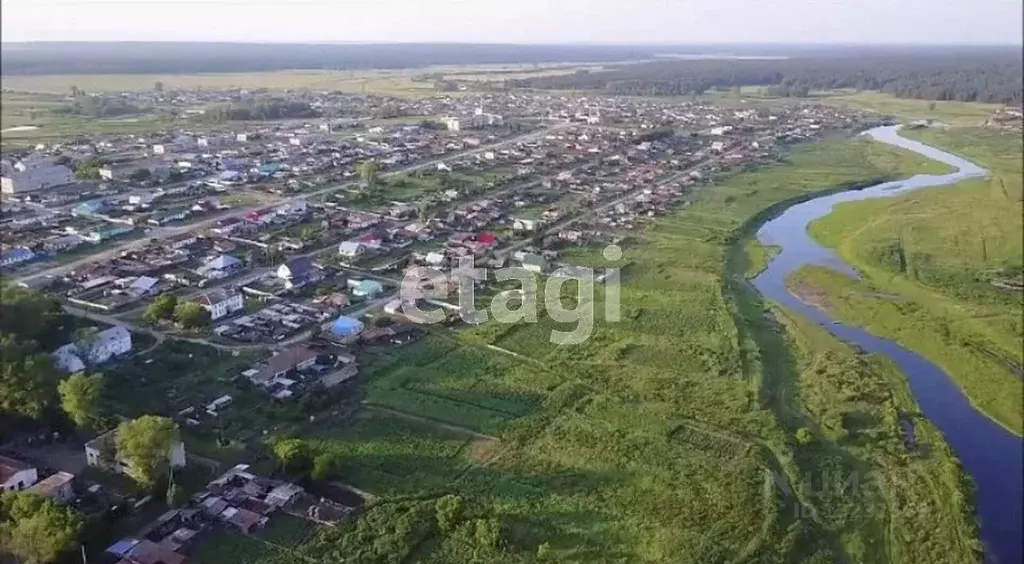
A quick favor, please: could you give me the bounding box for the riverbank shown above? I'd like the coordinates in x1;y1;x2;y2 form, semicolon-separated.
799;126;1023;435
749;124;1021;564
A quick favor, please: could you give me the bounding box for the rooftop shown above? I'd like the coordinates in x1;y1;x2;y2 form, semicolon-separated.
0;454;33;483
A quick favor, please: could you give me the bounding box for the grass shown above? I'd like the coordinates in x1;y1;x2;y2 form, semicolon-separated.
246;132;981;562
802;127;1023;434
818;91;1005;127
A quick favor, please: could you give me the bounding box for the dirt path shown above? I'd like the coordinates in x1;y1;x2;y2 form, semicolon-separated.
361;402;499;441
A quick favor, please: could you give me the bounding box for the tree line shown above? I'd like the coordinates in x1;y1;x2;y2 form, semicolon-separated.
509;53;1024;104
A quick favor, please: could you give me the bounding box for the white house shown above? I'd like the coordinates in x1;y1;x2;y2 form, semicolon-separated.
82;326;133;364
85;430;186;477
193;289;244;321
52;325;133;373
513;218;540;232
0;455;38;492
338;241;365;258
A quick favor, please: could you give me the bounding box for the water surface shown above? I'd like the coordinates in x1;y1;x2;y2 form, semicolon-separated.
752;125;1023;564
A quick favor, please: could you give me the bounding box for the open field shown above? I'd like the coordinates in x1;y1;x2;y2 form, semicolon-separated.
800;126;1024;434
817;91;1006;127
0;62;614;95
243;134;983;562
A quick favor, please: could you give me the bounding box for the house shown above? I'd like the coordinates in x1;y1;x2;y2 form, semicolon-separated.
197;254;243;279
320;353;358;387
424;251;446;266
1;157;75;194
0;247;37;267
128;276;159;297
559;229;584;243
28;471;75;502
121;538;186;564
248;346;320;387
443;117;461;131
337;241;365;258
210;217;243;236
277;257;321;289
520;253;548;274
193;289;244;320
0;455;38;492
52;325;133;372
348;279;383;297
513;218;540;232
85;429;186;476
328;315;364;341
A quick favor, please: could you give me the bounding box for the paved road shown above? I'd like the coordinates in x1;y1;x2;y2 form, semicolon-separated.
15;124;569;285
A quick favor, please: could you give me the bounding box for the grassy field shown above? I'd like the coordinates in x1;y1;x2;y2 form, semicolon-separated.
799;126;1024;435
0;63;610;96
245;134;981;562
818;91;1006;127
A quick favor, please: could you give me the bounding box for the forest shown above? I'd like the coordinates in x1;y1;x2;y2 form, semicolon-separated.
509;52;1024;104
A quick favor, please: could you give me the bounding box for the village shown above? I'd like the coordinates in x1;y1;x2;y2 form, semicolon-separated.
0;89;885;563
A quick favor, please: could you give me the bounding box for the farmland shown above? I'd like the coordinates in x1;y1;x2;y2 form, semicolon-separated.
797;126;1024;434
236;134;982;562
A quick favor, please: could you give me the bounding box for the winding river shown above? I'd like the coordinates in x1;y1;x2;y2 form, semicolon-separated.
751;125;1023;564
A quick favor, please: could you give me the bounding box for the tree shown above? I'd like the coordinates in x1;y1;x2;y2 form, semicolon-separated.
115;415;178;488
796;427;814;446
311;452;343;482
300;226;320;242
174;302;211;329
358;159;380;189
144;293;178;324
57;373;104;431
536;542;553;560
0;491;84;564
0;342;61;420
271;438;312;475
435;494;463;533
473;518;502;552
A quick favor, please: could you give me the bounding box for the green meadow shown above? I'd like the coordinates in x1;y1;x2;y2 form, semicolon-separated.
254;134;981;562
801;126;1023;434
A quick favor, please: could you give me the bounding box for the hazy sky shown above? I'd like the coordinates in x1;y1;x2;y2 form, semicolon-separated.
2;0;1021;44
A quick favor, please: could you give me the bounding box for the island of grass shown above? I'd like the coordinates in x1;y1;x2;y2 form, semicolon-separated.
794;126;1023;435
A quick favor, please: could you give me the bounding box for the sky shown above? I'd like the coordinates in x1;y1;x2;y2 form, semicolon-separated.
1;0;1021;44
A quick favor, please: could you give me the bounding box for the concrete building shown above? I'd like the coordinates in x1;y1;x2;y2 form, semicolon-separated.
85;430;187;477
52;325;133;373
0;455;38;492
28;472;76;502
193;289;244;321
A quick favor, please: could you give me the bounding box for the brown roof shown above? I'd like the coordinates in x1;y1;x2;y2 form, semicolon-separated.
255;346;318;380
27;471;74;496
0;455;32;483
126;539;186;564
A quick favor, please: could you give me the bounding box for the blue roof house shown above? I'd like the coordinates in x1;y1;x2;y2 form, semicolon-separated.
329;315;364;340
